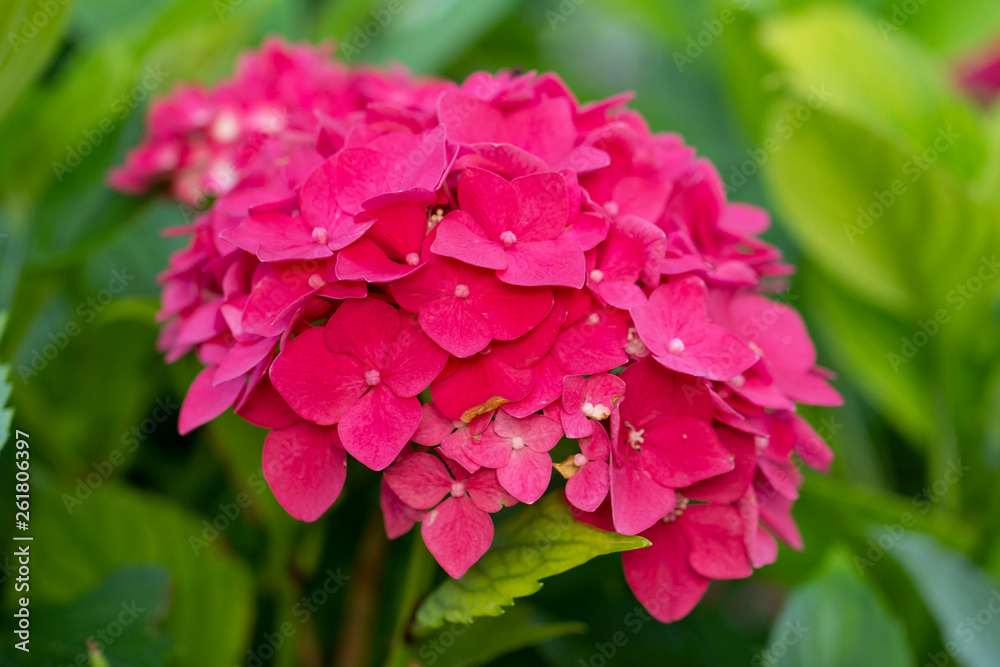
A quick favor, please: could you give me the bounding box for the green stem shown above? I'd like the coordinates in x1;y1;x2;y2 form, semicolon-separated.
333;505;389;667
385;534;436;667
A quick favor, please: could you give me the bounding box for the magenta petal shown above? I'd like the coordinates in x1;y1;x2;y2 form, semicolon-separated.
422;495;494;578
457;167;518;238
641;417;734;488
652;325;757;381
214;337;276;384
339;386;421;471
566;460;609;512
335;238;421;283
263;422;346;522
384;452;453;509
381;480;424;539
430;353;535;421
431;212;508;270
464;426;513;469
680;505;753;580
499;240;586;288
270;327;367;425
381;312;450;398
497;447;552;504
622;520;709;623
178;366;244;434
412;402;456;446
682;425;756;503
464;468;515;513
610;454;676;535
501;354;567;418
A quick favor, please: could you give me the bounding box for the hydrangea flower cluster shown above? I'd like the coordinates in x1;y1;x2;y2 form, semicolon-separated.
112;38;841;623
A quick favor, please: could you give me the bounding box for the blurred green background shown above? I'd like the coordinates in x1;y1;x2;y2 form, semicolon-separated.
2;0;1000;665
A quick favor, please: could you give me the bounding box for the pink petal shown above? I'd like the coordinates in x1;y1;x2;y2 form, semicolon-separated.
682;425;756;503
323;298;399;370
679;505;753;580
457;167;518;238
464;468;516;513
497;447;552;504
384;452;453;509
381;311;449;397
270;327;368;425
430;211;507;270
339;385;422;471
565;460;609;512
430;352;535;421
381;479;424;539
499;240;586;288
178;366;244;434
236;371;301;430
335;238;422;283
511;172;569;240
640;417;734;489
422;495;494;578
610;451;676;535
464;425;513;469
622;520;709;623
263;422;346;522
214;336;276;384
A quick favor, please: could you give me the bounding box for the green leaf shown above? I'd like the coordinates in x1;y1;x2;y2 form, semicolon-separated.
763;100;997;318
6;564;172;667
29;473;255;667
414;492;649;631
362;0;523;72
0;0;76;127
418;604;586;667
889;532;1000;667
762;550;913;667
796;264;936;446
760;5;987;181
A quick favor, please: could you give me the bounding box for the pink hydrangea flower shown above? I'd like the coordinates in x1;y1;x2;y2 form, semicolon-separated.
114;41;841;623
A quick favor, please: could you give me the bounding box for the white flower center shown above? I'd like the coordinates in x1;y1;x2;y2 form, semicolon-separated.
311;227;329;245
364;369;381;386
511;436;526;450
589;269;604;283
405;252;420;266
500;230;517;247
454;284;471;299
668;338;685;355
